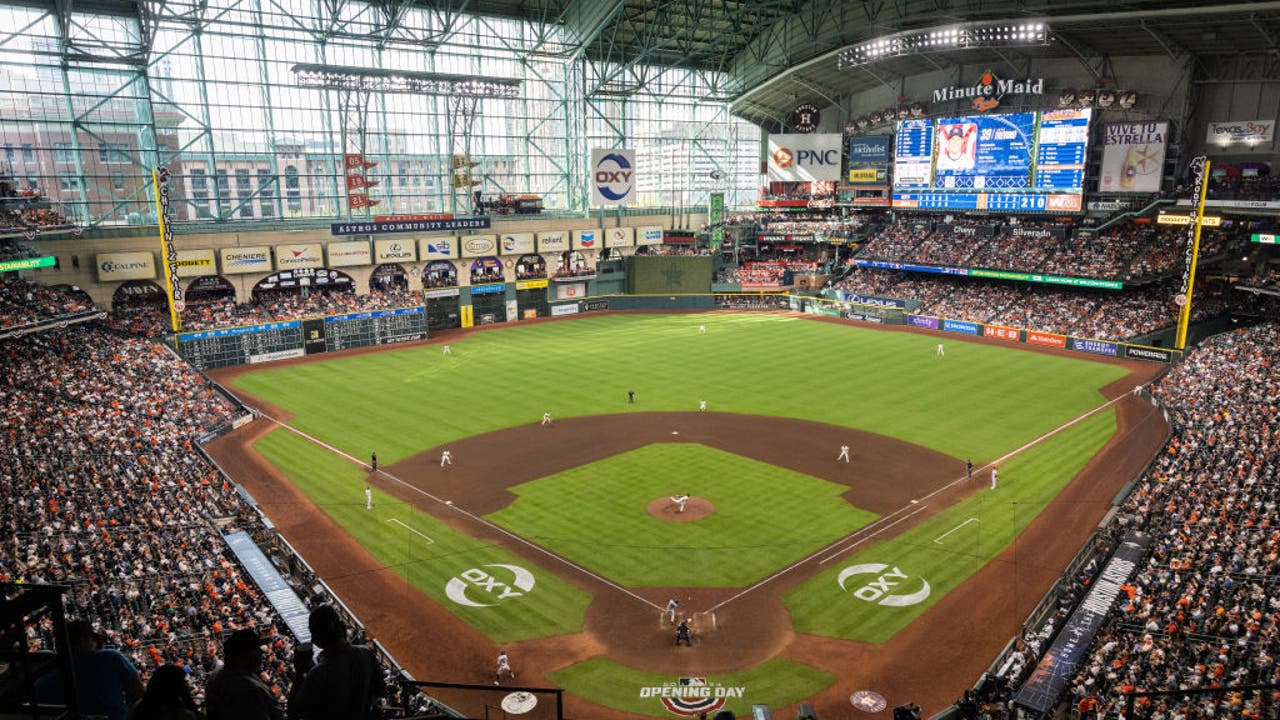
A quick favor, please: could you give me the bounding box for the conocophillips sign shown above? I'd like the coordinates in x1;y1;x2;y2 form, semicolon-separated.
97;251;156;281
220;246;273;275
767;133;842;182
275;244;324;270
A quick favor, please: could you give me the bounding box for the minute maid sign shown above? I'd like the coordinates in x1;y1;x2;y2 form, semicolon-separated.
641;677;746;717
933;69;1044;111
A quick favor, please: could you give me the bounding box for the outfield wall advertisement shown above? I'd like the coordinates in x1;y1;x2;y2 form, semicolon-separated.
903;315;1174;362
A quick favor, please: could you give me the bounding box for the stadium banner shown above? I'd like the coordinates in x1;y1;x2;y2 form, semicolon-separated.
907;315;939;329
637;226;664;245
572;229;599;251
767;133;842;182
221;246;274;275
1016;531;1150;714
583;299;609;311
1252;233;1279;244
983;325;1020;342
943;319;980;335
326;241;372;267
223;530;314;641
176;249;217;274
834;290;907;308
1026;331;1066;348
372;239;415;264
605;227;635;248
590;148;636;206
948;224;996;238
847;136;891;185
1124;345;1173;362
470;283;505;295
1070;337;1119;357
1206;119;1274;145
1008;226;1067;241
515;279;548;291
97;251;157;281
419;237;459;260
274;244;324;271
0;256;56;272
499;233;536;256
556;283;586;300
460;234;498;258
249;348;306;363
854;259;969;276
424;287;460;299
1099;122;1168;193
551;303;579;316
329;217;490;236
537;230;570;253
708;192;725;248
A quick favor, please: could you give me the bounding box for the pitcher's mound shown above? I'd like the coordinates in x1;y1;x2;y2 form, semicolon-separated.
647;497;714;522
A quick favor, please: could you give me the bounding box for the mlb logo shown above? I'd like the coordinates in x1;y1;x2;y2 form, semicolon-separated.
679;678;706;687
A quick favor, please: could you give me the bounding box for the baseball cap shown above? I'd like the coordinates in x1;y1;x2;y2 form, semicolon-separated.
223;628;268;656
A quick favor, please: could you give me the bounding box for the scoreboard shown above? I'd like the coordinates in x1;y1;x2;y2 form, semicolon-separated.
176;307;427;369
892;109;1092;213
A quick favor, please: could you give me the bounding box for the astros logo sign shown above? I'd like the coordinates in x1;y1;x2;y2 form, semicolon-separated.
445;564;535;608
837;563;931;606
594;152;634;201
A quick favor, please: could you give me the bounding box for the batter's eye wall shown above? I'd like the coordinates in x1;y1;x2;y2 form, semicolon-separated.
628;256;713;295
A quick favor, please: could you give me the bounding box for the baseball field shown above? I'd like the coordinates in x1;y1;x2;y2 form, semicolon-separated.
208;312;1167;719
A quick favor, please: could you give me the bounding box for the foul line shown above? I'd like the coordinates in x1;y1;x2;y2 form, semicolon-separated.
933;518;979;545
387;518;435;545
708;388;1136;613
252;410;664;613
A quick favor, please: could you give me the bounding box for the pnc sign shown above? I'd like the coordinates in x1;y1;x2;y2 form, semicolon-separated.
445;564;535;608
837;563;931;607
767;134;842;182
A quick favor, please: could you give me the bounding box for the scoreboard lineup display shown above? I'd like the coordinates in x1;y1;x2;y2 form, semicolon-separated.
176;307;427;369
892;109;1092;212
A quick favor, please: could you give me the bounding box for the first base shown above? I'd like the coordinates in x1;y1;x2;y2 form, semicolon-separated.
672;431;679;435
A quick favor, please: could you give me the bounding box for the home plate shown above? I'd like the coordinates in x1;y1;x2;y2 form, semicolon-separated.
672;431;679;435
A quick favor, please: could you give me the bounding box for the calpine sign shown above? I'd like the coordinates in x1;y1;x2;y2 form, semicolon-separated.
932;70;1044;112
767;133;842;182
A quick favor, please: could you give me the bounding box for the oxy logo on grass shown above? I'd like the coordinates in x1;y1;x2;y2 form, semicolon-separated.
837;563;931;607
641;677;745;716
445;564;534;608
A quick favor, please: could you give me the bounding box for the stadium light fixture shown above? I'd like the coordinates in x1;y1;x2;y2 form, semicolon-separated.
838;21;1050;69
291;63;521;99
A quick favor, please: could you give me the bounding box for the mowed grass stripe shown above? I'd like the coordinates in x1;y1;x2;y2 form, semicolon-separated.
783;406;1117;643
231;314;1128;465
254;429;592;642
486;443;879;587
548;657;835;719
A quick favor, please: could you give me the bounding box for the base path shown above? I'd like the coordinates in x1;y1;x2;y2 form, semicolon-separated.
207;313;1169;720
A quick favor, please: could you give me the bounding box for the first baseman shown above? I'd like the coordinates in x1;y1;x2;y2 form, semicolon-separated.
494;649;515;685
837;445;850;462
440;449;453;467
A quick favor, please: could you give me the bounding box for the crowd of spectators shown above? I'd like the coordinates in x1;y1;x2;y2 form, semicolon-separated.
0;324;421;716
1181;173;1280;202
1060;322;1280;719
0;275;96;330
1;175;73;232
638;244;713;256
860;223;927;260
1041;226;1151;279
1126;227;1244;279
906;225;987;267
0;237;43;262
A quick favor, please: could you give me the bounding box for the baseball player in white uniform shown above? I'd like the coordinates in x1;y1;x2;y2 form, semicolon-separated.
365;486;373;510
936;343;945;357
494;649;514;685
541;411;552;426
670;494;691;513
665;598;679;623
838;445;851;462
443;344;451;355
990;467;998;490
698;324;706;334
698;399;707;412
440;450;453;467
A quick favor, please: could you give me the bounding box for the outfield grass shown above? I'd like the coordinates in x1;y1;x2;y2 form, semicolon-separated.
548;657;835;718
254;429;592;642
232;314;1128;465
782;406;1117;643
485;443;879;587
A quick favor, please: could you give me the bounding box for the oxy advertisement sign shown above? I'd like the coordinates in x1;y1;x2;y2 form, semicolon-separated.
572;229;598;250
537;231;569;253
590;148;636;206
327;241;373;268
97;251;156;282
419;237;459;260
460;235;498;258
220;246;273;275
1099;122;1167;193
275;244;324;271
636;226;663;245
767;133;843;182
605;227;634;248
499;233;535;256
373;239;415;264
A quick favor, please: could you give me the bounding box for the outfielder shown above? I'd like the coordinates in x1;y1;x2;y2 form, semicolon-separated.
665;598;679;623
990;467;998;490
440;449;453;467
698;399;707;412
936;343;945;357
541;411;552;426
494;649;515;685
670;494;691;513
365;486;373;510
837;445;850;462
443;344;451;355
698;324;706;334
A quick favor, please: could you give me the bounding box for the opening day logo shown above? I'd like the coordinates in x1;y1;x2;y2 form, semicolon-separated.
444;564;535;608
641;677;746;716
837;563;931;607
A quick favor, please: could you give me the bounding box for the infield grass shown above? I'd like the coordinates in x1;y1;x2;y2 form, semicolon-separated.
232;314;1128;465
253;428;592;642
548;657;835;718
485;443;879;587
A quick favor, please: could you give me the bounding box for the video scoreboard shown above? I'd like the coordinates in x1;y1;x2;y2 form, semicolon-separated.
892;109;1092;212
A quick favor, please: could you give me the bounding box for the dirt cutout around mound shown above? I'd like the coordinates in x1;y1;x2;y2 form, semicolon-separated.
207;311;1169;720
647;496;714;522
